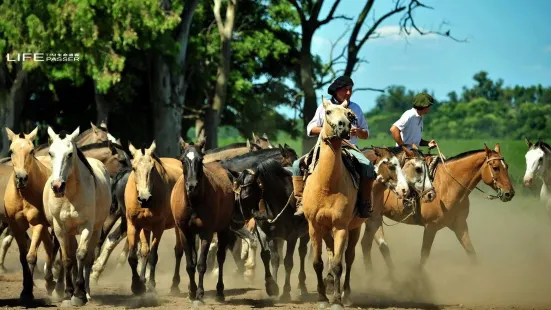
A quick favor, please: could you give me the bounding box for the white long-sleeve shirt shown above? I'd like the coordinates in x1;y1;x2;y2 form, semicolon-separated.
306;100;369;146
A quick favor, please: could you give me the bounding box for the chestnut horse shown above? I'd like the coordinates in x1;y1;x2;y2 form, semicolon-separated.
361;143;515;276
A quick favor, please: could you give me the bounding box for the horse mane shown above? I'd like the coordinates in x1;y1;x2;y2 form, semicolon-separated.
534;140;551;150
75;146;97;185
110;167;131;213
205;142;247;154
220;148;286;170
79;141;127;153
444;149;486;162
253;159;292;188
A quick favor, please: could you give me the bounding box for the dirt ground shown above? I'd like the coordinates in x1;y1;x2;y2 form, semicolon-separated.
2;194;551;309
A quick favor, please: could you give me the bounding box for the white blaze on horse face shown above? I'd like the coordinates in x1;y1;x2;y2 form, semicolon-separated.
47;127;80;183
524;148;545;182
132;152;155;201
186;152;195;161
391;156;410;197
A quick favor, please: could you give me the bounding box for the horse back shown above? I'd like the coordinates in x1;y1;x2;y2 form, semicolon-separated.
86;157;112;227
204;147;249;163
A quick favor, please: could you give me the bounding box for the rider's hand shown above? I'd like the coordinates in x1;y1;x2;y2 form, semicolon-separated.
350;127;358;137
428;140;437;148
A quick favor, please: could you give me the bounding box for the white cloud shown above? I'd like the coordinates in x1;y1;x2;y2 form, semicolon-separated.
374;25;439;42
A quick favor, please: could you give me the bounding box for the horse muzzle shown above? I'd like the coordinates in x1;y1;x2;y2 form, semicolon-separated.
500;188;515;202
137;194;152;206
15;172;29;189
523;177;533;188
51;180;66;197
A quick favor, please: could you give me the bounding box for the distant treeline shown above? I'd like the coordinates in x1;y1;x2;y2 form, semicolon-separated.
366;71;551;140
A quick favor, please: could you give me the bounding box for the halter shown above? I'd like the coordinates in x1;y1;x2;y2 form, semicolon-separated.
399;151;434;199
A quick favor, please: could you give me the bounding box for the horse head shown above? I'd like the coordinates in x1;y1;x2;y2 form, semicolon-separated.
369;146;409;199
128;140;159;206
5;126;39;189
47;126;80;197
321;96;355;141
482;143;515;202
400;144;436;202
179;138;206;199
524;137;551;187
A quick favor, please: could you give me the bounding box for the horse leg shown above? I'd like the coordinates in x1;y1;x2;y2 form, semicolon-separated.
127;223;146;295
116;215;129;268
51;231;65;299
139;230;151;283
257;227;279;297
10;224;33;301
206;233;218;278
215;230;231;302
269;239;280;284
195;231;214;305
171;227;185;295
71;223;96;306
329;227;348;309
91;222;125;283
84;229;102;301
297;234;309;296
420;224;438;270
229;236;245;277
0;226;14;274
57;232;76;302
308;222;329;308
360;222;374;273
243;234;258;284
322;233;335;295
280;236;298;302
450;217;477;264
95;211;119;260
146;227;164;292
343;227;361;306
373;224;396;284
39;225;56;295
182;230;198;301
26;224;46;278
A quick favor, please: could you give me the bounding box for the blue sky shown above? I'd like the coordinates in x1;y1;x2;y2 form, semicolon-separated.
279;0;551;117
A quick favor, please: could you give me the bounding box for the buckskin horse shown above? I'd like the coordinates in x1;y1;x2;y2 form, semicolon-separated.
3;127;57;302
301;97;409;309
43;127;112;306
360;143;515;278
123;141;183;295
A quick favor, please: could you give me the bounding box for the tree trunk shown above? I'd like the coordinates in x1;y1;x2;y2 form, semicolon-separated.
150;0;199;157
93;81;110;125
299;31;317;154
0;66;27;156
204;0;237;150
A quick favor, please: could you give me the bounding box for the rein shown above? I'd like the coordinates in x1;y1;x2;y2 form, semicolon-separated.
433;144;503;200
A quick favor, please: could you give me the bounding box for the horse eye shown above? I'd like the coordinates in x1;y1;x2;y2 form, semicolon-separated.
67;152;73;158
326;110;332;115
539;158;544;163
415;167;423;174
389;165;396;171
7;150;12;156
493;166;499;171
49;152;53;157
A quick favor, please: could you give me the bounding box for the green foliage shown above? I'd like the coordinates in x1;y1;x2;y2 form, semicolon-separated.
368;71;551;141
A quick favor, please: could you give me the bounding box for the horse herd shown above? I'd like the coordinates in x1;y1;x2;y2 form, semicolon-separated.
1;98;545;310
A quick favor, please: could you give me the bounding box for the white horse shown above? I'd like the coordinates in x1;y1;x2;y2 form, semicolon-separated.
43;127;111;306
524;138;551;219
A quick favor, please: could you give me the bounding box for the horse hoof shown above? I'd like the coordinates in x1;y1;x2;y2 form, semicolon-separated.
0;266;7;274
45;280;56;295
330;304;344;310
215;295;225;303
60;300;73;308
279;293;292;303
192;300;204;308
131;281;146;296
19;291;34;303
266;280;279;297
170;286;180;296
318;301;330;309
70;296;87;307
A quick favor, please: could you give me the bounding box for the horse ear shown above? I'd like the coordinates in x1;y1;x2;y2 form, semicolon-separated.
26;126;39;141
107;140;117;155
252;132;258;142
90;122;99;133
494;143;501;154
525;137;533;148
484;143;492;156
279;143;286;155
372;146;381;157
246;139;252;149
148;140;157;154
340;99;349;108
196;138;206;151
128;142;137;156
69;127;80;141
99;120;108;130
116;138;121;145
4;127;15;142
47;126;57;141
322;95;330;109
262;133;269;140
284;143;290;149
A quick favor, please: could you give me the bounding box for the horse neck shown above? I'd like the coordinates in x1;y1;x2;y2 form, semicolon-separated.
65;153;84;197
316;138;344;190
435;151;487;199
20;157;50;207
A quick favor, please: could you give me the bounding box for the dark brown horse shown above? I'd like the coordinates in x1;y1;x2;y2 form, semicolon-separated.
170;141;245;306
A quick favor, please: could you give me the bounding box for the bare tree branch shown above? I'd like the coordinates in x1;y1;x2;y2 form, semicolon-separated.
288;0;307;25
354;86;387;93
318;0;351;26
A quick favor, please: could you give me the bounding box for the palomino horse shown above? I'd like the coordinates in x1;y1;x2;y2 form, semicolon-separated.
302;97;408;309
171;141;248;306
233;147;407;302
43;127;111;306
124;141;183;295
3;127;56;301
361;143;515;275
252;132;275;149
360;145;436;282
523;138;551;219
34;122;112;157
0;164;20;274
